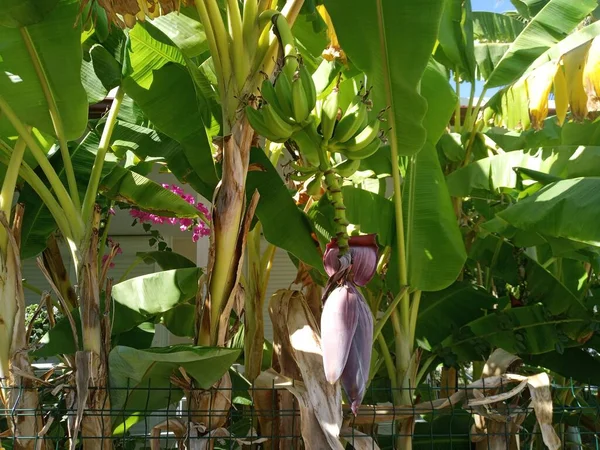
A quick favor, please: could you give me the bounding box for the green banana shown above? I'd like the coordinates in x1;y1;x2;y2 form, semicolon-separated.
245;106;286;142
261;79;293;124
262;104;296;140
275;71;295;120
320;87;339;142
274;14;298;77
299;63;317;113
312;59;343;95
291;161;319;174
334;158;361;177
337;119;380;152
290;126;320;167
341;138;381;160
331;96;367;144
305;174;322;196
292;76;310;124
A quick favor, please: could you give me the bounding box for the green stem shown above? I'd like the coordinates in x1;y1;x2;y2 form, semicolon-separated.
454;71;461;131
19;27;80;210
373;286;409;340
118;257;142;283
228;0;247;91
206;0;235;127
377;334;397;392
415;355;437;386
408;290;421;346
0;135;27;253
0;143;72;243
0;95;83;241
464;81;476;132
317;145;349;254
242;0;259;65
82;87;124;228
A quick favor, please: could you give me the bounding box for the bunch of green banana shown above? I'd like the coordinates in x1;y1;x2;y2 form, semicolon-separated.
245;11;318;149
317;87;383;161
288;162;323;196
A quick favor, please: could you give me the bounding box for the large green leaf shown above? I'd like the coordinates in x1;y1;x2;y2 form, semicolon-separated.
416;282;498;351
446;146;600;196
488;178;600;247
401;61;466;292
109;120;211;196
485;0;597;88
110;345;240;432
472;12;525;80
122;23;218;198
472;12;525;43
326;0;444;155
0;0;88;140
247;148;323;272
111;268;200;315
136;251;196;270
436;0;476;82
440;304;594;362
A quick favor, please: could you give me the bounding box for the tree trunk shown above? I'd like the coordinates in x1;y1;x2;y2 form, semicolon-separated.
2;207;47;450
75;206;111;450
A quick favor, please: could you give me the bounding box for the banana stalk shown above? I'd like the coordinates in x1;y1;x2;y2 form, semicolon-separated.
0;134;47;450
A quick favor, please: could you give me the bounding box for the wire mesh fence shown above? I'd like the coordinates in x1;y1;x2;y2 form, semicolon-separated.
1;374;599;449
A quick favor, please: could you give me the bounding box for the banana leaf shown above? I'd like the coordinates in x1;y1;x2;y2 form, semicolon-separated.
0;0;88;140
485;0;598;88
325;0;444;155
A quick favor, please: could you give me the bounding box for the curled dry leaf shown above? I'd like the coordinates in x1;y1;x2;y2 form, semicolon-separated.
266;289;344;449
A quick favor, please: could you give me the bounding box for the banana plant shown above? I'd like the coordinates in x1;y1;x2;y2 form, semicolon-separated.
0;1;209;447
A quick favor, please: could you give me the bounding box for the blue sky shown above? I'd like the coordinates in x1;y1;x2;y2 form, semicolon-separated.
472;0;513;13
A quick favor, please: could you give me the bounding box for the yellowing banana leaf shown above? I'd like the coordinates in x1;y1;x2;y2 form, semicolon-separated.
325;0;443;155
564;42;592;120
485;0;597;89
583;36;600;110
0;0;88;140
526;60;558;129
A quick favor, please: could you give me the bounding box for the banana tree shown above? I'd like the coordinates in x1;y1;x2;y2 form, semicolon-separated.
0;1;211;447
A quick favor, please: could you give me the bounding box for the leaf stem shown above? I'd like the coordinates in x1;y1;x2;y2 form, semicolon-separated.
82;87;124;229
373;286;409;340
377;334;397;391
0;135;27;254
227;0;247;91
408;289;421;346
0;95;82;241
0;143;72;243
454;71;461;131
19;27;80;210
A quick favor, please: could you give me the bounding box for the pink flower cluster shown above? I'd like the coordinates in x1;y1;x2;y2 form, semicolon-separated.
102;237;123;269
129;184;211;242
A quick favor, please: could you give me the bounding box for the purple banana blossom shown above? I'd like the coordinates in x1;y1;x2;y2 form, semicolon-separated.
321;282;373;415
323;234;378;286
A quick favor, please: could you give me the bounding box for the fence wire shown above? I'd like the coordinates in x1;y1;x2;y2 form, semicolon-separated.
0;375;598;449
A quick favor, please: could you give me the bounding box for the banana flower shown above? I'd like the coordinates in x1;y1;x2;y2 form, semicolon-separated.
321;234;377;414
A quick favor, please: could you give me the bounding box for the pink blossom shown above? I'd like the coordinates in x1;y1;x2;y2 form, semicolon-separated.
129;184;211;242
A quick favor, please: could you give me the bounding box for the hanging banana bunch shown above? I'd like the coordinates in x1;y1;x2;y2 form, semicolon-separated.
490;35;600;131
